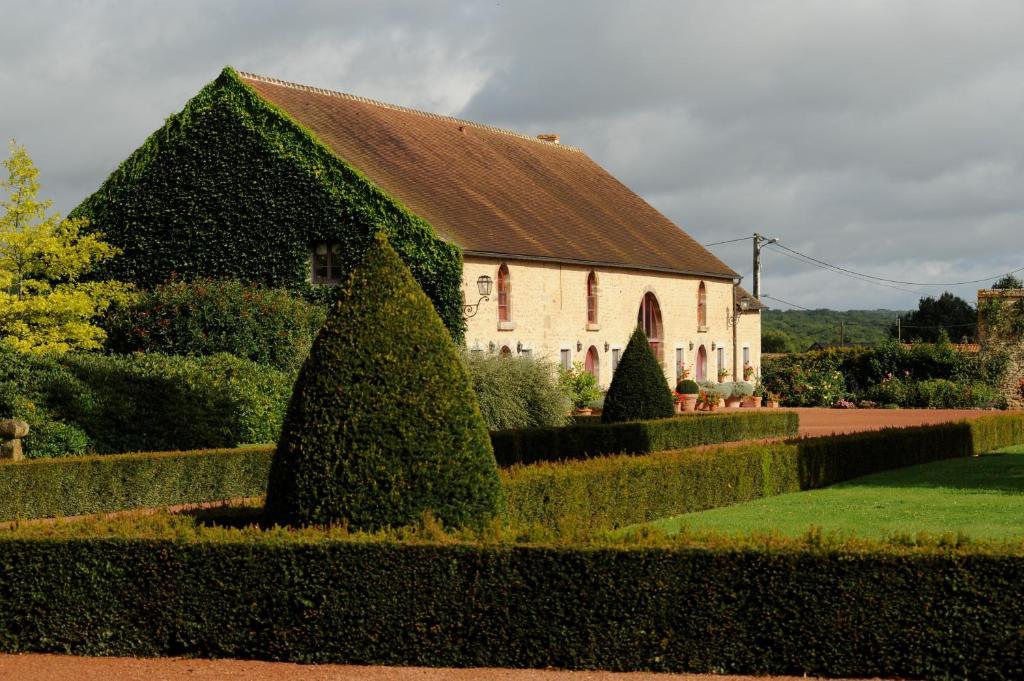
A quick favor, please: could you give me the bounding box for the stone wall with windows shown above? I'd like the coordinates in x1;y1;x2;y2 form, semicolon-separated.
462;256;762;389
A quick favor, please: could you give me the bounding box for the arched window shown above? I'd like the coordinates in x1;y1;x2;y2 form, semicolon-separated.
696;345;708;381
697;281;707;329
637;292;664;363
586;271;598;324
585;345;600;384
497;263;511;322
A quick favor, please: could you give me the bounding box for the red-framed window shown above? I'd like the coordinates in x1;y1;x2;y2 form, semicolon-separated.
497;263;511;322
697;281;707;328
637;292;664;363
586;271;598;324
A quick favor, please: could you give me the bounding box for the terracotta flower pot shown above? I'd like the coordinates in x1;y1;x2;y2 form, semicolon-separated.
741;396;763;408
573;407;593;416
674;401;683;414
724;397;742;408
682;394;698;412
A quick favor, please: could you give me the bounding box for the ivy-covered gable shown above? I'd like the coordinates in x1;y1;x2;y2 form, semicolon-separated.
71;67;465;341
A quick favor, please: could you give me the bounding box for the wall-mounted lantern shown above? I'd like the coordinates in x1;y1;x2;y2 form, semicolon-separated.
463;275;493;319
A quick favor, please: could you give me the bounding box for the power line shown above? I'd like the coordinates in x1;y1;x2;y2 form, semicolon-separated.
703;236;753;247
766;245;923;294
771;242;1024;287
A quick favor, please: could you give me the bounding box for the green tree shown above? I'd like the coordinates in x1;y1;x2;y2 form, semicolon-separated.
892;292;977;343
263;234;502;530
762;329;796;353
992;274;1023;290
601;327;675;423
0;142;131;353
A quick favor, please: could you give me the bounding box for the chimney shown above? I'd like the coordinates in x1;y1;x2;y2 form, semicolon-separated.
536;133;560;144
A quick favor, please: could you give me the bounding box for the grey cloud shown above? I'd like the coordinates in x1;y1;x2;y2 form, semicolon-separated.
1;0;1021;310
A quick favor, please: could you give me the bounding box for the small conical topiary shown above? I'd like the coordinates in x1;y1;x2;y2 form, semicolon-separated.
601;327;675;423
263;233;503;530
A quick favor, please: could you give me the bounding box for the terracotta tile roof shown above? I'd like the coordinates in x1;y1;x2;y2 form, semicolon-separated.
239;72;738;279
735;286;766;311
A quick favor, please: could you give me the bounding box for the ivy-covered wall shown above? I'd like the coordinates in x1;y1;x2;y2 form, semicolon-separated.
978;289;1024;408
71;67;465;341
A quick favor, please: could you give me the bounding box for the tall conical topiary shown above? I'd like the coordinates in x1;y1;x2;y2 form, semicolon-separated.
263;233;502;530
601;327;675;423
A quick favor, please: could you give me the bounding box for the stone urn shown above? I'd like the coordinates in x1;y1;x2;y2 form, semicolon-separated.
682;394;698;412
724;396;742;408
0;419;29;462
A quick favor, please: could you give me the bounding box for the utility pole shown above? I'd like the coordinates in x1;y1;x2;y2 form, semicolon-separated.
897;316;902;343
840;321;845;346
752;232;779;299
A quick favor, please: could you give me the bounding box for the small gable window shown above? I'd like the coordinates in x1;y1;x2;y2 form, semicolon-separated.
312;243;343;285
497;263;511;322
586;271;598;324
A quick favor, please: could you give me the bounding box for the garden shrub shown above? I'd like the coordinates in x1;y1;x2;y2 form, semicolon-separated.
462;351;570;431
103;278;327;371
601;327;674;423
491;410;798;467
675;379;699;394
71;67;465;341
762;339;1008;407
0;347;291;455
263;235;502;530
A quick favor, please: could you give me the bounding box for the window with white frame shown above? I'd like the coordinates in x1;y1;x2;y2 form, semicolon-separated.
675;347;685;384
560;348;572;371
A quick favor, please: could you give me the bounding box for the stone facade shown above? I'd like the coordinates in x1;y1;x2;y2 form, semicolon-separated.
463;256;761;389
978;289;1024;409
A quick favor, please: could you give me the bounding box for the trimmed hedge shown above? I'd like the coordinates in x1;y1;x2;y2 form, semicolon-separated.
503;413;1024;532
71;67;465;341
3;414;1023;528
602;327;675;423
0;532;1022;678
491;410;798;466
264;236;502;530
0;447;273;520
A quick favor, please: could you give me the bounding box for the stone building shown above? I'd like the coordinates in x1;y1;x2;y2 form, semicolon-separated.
75;68;761;388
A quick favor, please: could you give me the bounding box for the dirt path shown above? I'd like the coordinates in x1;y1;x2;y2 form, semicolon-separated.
789;407;1000;437
0;654;879;681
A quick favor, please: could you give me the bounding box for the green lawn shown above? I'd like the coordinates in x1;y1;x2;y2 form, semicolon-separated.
643;445;1024;541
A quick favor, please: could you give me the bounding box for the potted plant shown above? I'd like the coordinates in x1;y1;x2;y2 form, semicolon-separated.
765;391;781;408
743;362;755;381
560;361;602;416
717;367;730;383
675;379;700;412
729;381;754;408
697;390;717;412
743;377;764;408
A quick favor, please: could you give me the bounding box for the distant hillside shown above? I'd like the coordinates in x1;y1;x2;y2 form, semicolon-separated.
762;309;906;352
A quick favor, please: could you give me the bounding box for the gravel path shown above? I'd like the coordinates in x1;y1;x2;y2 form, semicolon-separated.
0;654;879;681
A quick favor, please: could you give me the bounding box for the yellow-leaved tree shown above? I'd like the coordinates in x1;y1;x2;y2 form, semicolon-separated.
0;141;133;353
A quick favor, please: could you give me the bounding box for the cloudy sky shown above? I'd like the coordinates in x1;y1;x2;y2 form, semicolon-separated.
2;0;1022;311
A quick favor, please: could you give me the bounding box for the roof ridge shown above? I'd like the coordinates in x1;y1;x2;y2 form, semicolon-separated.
237;71;584;153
